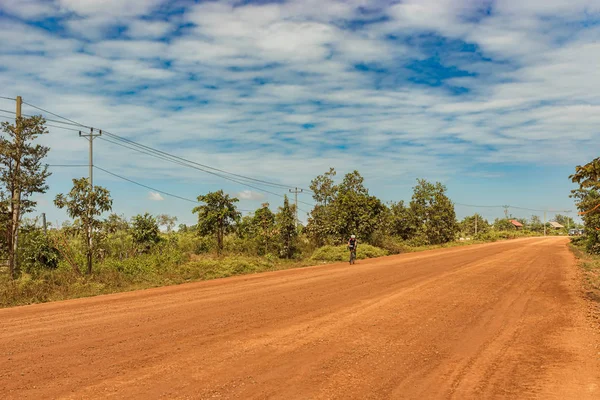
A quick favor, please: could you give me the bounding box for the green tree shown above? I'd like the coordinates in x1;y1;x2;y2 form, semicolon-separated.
19;219;60;273
409;179;458;245
54;178;113;274
330;170;386;243
0;115;51;278
459;214;490;236
310;167;337;206
277;195;297;258
131;213;161;251
389;200;414;239
493;218;516;231
306;168;338;245
157;214;178;233
306;169;386;244
529;215;544;233
103;213;129;234
570;157;600;253
252;203;276;255
193;190;240;255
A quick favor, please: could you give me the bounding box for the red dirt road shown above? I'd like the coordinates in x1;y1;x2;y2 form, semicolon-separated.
1;237;599;399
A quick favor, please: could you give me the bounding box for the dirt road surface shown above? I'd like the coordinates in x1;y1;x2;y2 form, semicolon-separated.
1;237;599;399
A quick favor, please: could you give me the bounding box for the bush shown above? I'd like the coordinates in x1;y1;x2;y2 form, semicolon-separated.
20;230;61;273
374;236;413;254
310;244;388;262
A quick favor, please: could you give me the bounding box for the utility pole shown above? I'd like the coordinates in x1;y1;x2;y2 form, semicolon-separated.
79;128;101;273
289;187;303;227
42;213;47;235
544;210;547;236
79;128;102;188
503;205;509;219
10;96;23;277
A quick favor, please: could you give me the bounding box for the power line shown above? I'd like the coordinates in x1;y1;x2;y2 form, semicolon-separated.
47;164;88;168
454;202;505;208
4;99;313;211
103;130;305;191
0;108;89;127
22;101;90;129
98;133;315;206
17;100;313;193
94;165;253;212
0;96;15;101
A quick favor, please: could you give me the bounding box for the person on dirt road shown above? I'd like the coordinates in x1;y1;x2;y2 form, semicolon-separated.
348;235;357;264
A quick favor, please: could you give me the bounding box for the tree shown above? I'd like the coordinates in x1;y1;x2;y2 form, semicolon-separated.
331;171;386;242
389;200;414;239
54;178;113;274
493;218;516;231
570;157;600;253
306;169;386;244
131;213;161;251
529;215;544;233
103;213;129;234
252;203;276;255
277;195;297;258
0;116;51;278
157;214;178;233
19;219;60;273
409;179;458;245
193;190;240;255
310;167;337;206
459;214;490;236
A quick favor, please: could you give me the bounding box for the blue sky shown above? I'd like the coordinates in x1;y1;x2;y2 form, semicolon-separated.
0;0;598;227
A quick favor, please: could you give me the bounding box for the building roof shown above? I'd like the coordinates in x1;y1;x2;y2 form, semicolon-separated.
509;220;523;227
549;221;564;228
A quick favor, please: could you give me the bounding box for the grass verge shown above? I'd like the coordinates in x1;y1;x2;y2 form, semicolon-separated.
569;243;600;303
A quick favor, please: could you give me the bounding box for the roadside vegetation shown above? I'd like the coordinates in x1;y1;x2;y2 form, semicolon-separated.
569;156;600;304
0;116;578;307
569;239;600;303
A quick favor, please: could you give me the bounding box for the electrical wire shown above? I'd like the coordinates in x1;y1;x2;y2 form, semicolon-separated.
103;130;305;191
22;101;90;129
94;165;254;212
98;134;315;207
0;108;90;128
47;164;88;168
0;96;15;101
17;100;313;192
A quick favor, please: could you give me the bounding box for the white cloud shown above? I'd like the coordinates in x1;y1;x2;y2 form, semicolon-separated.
237;191;265;201
126;19;173;39
58;0;163;18
148;192;164;201
0;0;595;225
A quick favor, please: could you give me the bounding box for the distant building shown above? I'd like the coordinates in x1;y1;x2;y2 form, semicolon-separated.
509;220;523;230
548;221;564;229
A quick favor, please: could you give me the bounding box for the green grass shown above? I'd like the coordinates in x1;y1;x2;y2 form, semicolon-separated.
310;244;388;262
569;242;600;303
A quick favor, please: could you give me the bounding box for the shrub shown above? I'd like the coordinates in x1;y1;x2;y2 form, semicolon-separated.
310;244;388;262
20;230;61;273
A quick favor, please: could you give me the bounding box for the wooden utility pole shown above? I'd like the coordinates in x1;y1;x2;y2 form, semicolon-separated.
9;96;23;277
79;128;101;272
289;187;303;227
42;213;47;235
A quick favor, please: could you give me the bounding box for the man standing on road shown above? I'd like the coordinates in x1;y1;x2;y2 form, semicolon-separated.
348;234;357;264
